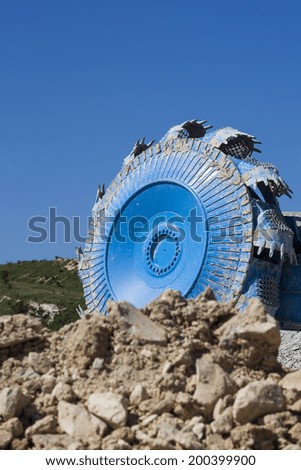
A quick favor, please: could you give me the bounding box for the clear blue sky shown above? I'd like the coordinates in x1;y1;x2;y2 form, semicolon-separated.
1;0;300;264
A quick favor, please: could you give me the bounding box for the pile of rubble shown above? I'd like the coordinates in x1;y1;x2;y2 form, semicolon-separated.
0;289;301;450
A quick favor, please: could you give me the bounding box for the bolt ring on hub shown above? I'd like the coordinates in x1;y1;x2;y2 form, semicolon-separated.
145;227;181;276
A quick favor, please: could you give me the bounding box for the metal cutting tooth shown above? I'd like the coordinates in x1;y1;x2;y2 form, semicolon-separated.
269;242;276;258
257;240;265;255
280;243;285;260
271;175;278;184
96;183;105;202
76;246;83;260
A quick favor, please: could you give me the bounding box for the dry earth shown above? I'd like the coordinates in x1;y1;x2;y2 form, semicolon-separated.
0;289;301;450
278;331;301;370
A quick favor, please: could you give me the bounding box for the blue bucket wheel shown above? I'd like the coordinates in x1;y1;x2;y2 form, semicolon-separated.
79;139;253;314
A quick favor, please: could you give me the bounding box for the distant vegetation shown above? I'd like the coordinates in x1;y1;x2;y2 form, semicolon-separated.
0;258;85;330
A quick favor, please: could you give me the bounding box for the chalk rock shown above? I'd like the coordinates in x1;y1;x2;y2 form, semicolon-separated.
87;392;127;429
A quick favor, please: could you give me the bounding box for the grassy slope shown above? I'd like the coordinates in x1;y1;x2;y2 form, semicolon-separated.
0;259;85;330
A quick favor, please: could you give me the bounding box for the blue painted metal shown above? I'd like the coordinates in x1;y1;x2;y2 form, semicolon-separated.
277;265;301;329
106;182;208;307
78;120;301;328
276;213;301;328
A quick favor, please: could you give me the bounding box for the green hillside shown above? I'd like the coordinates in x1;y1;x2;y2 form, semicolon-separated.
0;258;85;330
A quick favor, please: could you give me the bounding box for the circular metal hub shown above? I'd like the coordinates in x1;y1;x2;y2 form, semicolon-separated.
106;182;207;306
145;227;181;276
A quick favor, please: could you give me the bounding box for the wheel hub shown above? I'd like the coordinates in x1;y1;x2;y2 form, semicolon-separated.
145;226;181;276
106;181;208;306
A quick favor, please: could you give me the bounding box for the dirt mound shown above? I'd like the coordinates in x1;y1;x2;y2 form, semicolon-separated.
278;331;301;370
0;290;301;450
